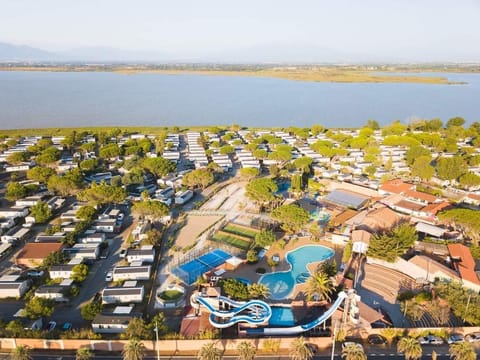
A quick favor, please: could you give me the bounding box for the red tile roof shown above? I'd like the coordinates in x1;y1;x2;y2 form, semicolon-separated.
405;190;437;203
448;244;480;285
380;179;414;194
421;201;450;215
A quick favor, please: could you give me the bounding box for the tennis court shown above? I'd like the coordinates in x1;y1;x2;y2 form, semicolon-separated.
172;249;232;285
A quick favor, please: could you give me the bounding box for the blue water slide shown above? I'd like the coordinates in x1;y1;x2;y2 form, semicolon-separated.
193;295;272;329
259;291;348;336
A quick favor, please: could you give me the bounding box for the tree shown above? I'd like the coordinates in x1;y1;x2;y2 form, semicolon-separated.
29;201;52;223
77;180;126;206
247;283;270;299
5;181;27;202
36;146;60;165
459;172;480;188
271;204;310;234
79;158;99;172
289;337;313;360
397;337;422;360
11;346;32;360
99;143;121;158
219;145;234;155
449;341;476;360
80;301;102;321
446;116;466;128
245;178;278;209
246;249;258;263
293;157;313;173
197;342;222;360
143;157;176;178
426;118;443;131
123;318;150;340
254;229;276;248
183;168;215;189
76;205;97;221
311;124;325;135
436;157;468;180
236;341;256;360
304;272;334;302
132;200;169;220
47;175;82;197
75;348;92;360
41;250;67;269
26;166;55;183
252;148;267;160
341;343;367;360
24;297;54;319
438;208;480;245
366;119;380;130
405;145;431;165
219;278;249;301
122;338;144;360
367;223;417;262
8;151;30;165
411;156;435;180
239;167;259;179
71;264;89;282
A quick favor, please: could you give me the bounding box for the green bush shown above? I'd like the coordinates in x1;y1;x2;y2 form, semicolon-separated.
397;290;416;302
415;291;432;303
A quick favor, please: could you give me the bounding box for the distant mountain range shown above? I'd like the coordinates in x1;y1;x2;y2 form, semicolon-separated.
1;41;479;64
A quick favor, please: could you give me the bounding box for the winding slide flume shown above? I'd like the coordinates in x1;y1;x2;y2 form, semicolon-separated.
191;294;272;328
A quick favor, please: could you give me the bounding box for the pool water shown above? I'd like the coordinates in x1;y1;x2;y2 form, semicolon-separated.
259;245;334;300
269;306;295;326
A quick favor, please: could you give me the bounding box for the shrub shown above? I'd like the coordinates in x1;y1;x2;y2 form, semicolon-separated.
262;339;280;353
415;291;432;303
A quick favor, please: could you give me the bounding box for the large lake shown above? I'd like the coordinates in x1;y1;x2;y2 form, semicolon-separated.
0;71;479;129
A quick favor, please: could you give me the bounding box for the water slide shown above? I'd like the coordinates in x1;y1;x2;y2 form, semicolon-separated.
257;291;348;336
191;294;272;329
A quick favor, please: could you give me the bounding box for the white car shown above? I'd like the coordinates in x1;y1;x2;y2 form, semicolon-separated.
465;333;480;343
105;271;113;282
447;334;464;344
119;249;127;258
418;335;444;345
342;342;364;351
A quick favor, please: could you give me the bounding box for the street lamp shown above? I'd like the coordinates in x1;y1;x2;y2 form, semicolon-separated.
154;320;160;360
331;319;338;360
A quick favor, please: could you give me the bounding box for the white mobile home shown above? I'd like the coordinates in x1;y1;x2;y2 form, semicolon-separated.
102;286;144;304
112;265;151;281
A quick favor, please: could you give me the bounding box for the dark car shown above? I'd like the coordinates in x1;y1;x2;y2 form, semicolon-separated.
368;334;387;345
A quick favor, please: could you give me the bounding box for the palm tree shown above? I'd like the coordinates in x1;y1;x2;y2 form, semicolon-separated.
248;283;270;299
341;344;367;360
449;341;476;360
11;346;32;360
76;348;92;360
197;342;223;360
304;272;334;302
289;337;313;360
122;338;144;360
236;341;256;360
397;337;422;360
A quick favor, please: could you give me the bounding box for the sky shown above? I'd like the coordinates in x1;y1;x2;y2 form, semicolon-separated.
1;0;480;62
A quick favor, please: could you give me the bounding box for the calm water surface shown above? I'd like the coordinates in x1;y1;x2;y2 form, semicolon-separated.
0;71;479;129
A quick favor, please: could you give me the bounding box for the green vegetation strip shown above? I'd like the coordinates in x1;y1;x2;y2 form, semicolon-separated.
223;224;258;238
158;290;183;301
211;233;251;250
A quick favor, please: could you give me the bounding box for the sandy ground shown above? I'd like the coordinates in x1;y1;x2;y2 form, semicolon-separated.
175;215;223;248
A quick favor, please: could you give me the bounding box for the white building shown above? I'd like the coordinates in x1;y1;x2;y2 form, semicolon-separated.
102;286;144;304
112;265;151;281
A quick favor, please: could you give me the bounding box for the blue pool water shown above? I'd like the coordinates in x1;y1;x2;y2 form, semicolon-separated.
269;306;295;327
259;245;334;300
236;277;251;285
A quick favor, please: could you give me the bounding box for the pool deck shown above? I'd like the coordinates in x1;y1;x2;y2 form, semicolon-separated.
222;236;342;303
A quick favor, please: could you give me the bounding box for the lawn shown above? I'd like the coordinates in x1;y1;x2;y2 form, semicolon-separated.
223;224;258;238
211;233;251;250
158;290;183;301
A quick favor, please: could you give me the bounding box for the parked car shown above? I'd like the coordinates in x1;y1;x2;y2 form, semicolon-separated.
342;342;364;351
418;335;444;345
465;333;480;343
368;334;387;345
105;271;113;282
119;249;127;258
447;334;465;344
62;322;72;331
27;270;44;277
47;321;56;332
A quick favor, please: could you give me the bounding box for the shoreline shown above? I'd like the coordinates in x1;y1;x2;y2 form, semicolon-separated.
0;66;467;85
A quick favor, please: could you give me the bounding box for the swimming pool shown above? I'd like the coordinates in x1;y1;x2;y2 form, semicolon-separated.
259;245;334;300
269;306;295;326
